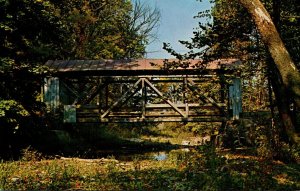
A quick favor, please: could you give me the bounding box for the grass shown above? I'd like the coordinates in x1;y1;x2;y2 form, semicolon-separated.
1;120;300;190
1;146;300;191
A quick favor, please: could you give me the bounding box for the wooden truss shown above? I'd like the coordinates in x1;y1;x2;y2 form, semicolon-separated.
43;67;242;123
58;75;236;123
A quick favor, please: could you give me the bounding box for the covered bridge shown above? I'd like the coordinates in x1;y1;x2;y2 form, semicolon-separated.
42;59;242;123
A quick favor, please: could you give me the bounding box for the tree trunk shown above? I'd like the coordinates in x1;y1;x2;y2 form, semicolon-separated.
268;58;295;142
238;0;300;144
239;0;300;107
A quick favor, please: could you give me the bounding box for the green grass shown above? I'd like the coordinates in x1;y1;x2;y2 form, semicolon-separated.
1;120;300;190
1;146;300;191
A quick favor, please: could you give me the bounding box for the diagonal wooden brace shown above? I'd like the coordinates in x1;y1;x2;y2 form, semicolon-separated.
187;78;225;114
101;78;142;119
144;78;186;117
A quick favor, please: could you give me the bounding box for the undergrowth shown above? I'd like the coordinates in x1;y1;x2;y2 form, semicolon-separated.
0;145;300;190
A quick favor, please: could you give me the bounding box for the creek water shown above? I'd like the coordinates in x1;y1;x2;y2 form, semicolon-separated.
95;148;191;162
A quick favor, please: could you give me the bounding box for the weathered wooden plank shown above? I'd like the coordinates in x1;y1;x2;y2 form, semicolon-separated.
78;105;100;109
144;103;226;109
229;78;242;120
72;60;84;71
81;60;93;71
144;78;186;117
105;60;114;70
59;60;70;70
64;105;76;123
63;60;77;72
101;78;142;118
46;59;241;72
102;77;214;83
142;78;146;118
89;60;100;70
77;109;99;113
107;111;142;115
76;113;100;117
45;60;54;71
100;117;227;123
145;111;222;117
77;109;221;118
187;79;226;114
44;77;60;112
51;60;65;70
77;118;100;123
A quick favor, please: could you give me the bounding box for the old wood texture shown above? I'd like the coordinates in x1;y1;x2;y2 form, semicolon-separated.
43;77;60;112
64;105;76;123
79;76;232;123
43;59;241;123
229;78;242;120
44;59;241;76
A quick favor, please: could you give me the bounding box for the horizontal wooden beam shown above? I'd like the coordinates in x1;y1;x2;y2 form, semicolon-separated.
54;69;237;77
144;78;186;117
145;111;222;117
145;103;226;109
99;117;228;123
103;79;213;83
101;78;142;118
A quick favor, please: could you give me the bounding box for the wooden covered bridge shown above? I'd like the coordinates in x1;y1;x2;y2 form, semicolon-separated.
42;59;242;123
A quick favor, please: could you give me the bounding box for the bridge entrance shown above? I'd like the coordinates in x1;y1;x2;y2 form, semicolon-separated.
42;59;242;123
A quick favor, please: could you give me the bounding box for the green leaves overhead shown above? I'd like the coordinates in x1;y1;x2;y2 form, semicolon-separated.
0;0;159;133
55;0;159;59
0;0;69;75
0;0;160;66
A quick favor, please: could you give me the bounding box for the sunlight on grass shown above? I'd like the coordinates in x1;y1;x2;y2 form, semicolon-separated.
1;146;300;190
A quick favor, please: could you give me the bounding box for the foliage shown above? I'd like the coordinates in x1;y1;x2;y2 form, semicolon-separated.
0;99;29;148
0;145;299;190
0;100;29;118
54;0;159;59
20;146;43;162
0;0;159;157
163;0;270;112
277;0;300;68
164;0;300;144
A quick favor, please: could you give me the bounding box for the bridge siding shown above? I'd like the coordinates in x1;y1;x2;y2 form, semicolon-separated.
43;59;242;123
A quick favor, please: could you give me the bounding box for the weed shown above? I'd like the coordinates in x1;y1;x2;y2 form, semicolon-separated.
21;146;42;162
0;160;15;190
0;144;300;190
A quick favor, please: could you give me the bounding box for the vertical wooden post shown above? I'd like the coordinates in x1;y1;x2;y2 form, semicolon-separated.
220;75;226;104
44;77;60;113
229;78;242;120
97;78;101;106
105;83;109;109
183;76;189;117
142;78;146;118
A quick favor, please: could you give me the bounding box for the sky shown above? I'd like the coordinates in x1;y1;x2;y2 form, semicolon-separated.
137;0;212;58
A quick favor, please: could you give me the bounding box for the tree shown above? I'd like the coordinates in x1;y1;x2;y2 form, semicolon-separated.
55;0;160;59
121;0;160;58
163;0;300;144
238;0;300;108
237;0;300;144
0;0;160;156
0;0;65;114
0;0;66;157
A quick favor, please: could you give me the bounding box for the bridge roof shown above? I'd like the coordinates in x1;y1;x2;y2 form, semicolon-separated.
44;59;241;76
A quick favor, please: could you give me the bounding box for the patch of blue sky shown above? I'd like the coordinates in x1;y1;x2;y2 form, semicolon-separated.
134;0;212;58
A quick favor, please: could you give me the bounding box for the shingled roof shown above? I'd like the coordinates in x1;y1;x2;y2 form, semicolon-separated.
44;59;241;76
